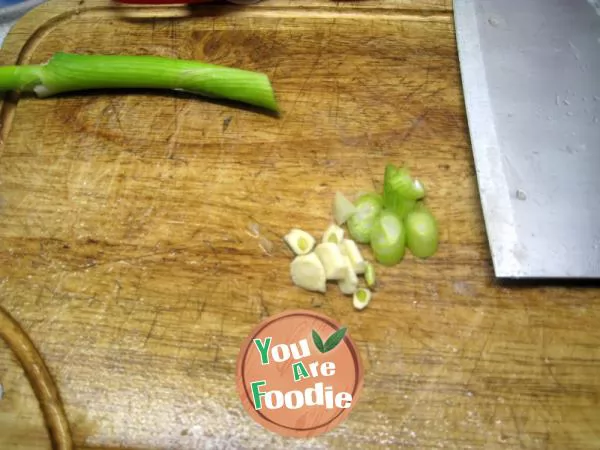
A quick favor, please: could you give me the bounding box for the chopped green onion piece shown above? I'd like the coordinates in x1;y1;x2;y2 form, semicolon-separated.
394;196;417;220
356;289;368;302
346;193;383;244
0;52;279;111
383;164;426;209
370;210;406;266
405;206;439;259
353;288;372;310
364;262;376;289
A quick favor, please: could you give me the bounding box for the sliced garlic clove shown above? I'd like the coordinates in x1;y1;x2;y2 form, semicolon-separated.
340;239;366;274
338;256;359;295
322;223;345;245
290;252;327;293
314;242;347;280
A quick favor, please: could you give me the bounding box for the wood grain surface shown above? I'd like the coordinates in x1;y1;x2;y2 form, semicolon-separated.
1;0;599;449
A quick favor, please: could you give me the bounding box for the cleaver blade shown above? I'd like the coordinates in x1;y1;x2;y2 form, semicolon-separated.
454;0;600;279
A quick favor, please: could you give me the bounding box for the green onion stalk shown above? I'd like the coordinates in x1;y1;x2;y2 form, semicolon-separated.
0;52;279;112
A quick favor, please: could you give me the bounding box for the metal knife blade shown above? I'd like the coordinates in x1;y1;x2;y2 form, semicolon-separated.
454;0;600;278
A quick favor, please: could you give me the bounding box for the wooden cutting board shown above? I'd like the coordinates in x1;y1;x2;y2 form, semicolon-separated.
1;0;599;448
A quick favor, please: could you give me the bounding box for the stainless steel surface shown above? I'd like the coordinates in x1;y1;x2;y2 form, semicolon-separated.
454;0;600;278
0;0;47;48
0;20;16;46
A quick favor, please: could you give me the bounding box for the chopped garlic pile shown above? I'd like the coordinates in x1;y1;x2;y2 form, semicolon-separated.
284;219;373;310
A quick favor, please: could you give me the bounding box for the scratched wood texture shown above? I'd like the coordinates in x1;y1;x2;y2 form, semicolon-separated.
1;0;599;449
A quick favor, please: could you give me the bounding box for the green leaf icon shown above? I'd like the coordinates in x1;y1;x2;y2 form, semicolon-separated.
312;327;348;353
323;327;347;353
312;329;325;353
